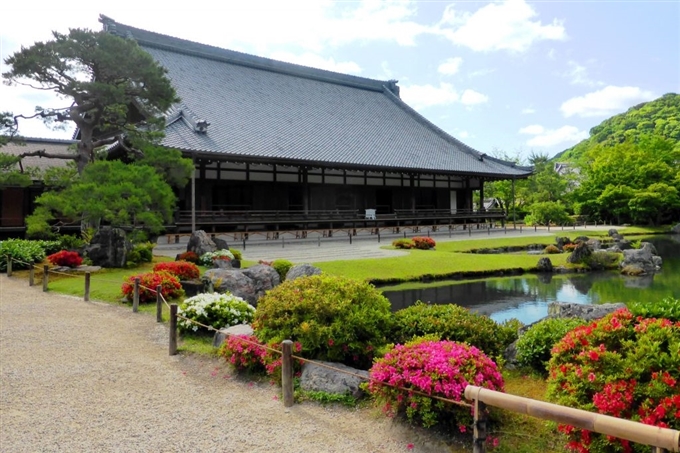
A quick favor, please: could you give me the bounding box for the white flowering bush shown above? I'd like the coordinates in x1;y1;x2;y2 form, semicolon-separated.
199;249;235;266
177;292;255;333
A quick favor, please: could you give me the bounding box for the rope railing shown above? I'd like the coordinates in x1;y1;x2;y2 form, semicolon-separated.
4;252;677;453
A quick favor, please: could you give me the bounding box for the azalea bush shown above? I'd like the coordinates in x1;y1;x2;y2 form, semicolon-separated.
177;292;255;333
547;308;680;453
47;250;83;268
253;274;393;369
563;243;577;252
412;236;436;250
153;260;200;280
628;297;680;322
177;251;199;263
515;318;587;374
219;334;303;380
121;271;183;303
391;302;521;359
199;249;234;266
368;338;504;428
271;259;293;280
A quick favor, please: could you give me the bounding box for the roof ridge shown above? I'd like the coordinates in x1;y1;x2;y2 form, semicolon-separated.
7;137;78;144
100;15;392;93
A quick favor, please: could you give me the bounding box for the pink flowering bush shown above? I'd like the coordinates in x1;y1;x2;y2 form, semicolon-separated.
368;339;504;428
219;334;303;382
547;308;680;453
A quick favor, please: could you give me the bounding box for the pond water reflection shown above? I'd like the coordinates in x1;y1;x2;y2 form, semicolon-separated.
380;236;680;325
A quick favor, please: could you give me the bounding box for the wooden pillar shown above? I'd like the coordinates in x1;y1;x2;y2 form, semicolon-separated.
282;340;294;407
191;153;196;233
511;178;516;230
302;167;309;214
479;178;485;212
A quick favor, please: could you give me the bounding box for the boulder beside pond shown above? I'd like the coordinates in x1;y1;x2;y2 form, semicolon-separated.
536;257;553;272
619;244;662;275
547;302;626;321
300;361;369;398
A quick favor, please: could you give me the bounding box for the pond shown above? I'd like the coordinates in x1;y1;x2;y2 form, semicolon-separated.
380;236;680;325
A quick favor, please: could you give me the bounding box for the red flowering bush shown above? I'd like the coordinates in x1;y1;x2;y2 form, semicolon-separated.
563;243;577;252
219;334;303;381
547;308;680;453
412;236;436;250
368;339;504;428
121;271;183;303
153;261;200;280
47;250;83;268
177;251;199;263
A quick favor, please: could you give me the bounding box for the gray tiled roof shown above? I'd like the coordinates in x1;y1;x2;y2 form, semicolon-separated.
102;16;532;179
1;138;77;173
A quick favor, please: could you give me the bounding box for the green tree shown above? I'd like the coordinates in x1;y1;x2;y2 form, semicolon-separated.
3;28;179;174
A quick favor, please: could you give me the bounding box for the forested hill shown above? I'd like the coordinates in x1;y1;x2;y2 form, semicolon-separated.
553;92;680;162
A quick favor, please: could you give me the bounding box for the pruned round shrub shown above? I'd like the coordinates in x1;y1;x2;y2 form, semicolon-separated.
0;239;48;271
178;292;255;333
199;249;234;266
177;251;199;263
121;271;183;303
252;275;393;369
153;260;200;280
230;249;243;261
515;318;587;374
412;236;436;249
543;244;561;254
271;259;293;281
47;250;83;268
392;238;413;249
368;338;504;428
547;309;680;452
391;302;517;358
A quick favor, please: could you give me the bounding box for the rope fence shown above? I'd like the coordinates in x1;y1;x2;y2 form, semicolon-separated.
3;254;677;453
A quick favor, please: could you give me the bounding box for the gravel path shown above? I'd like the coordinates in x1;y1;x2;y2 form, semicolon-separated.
0;275;453;453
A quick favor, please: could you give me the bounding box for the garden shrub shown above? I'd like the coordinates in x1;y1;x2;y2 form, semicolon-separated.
563;243;577;252
177;251;199;263
219;334;303;380
47;250;83;268
584;251;620;270
199;249;234;266
547;309;680;452
252;274;393;369
628;297;680;322
230;249;243;261
134;242;155;263
515;318;587;374
153;261;200;280
58;234;86;250
412;236;436;250
392;238;413;249
177;292;255;333
0;239;48;271
391;302;516;359
271;259;293;280
543;244;561;254
121;271;183;303
368;338;504;428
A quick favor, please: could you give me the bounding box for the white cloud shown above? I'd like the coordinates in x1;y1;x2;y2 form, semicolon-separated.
438;57;463;75
400;83;460;109
519;124;588;147
460;89;489;105
521;107;536;114
437;0;567;52
468;68;496;78
561;86;656;118
565;61;603;87
458;130;470;138
519;124;545;134
547;48;556;60
269;52;362;74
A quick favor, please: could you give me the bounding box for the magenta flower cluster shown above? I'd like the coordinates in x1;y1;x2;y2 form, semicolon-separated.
368;340;504;428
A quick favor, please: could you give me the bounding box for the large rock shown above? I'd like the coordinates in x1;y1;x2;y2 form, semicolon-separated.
202;265;280;306
608;229;619;237
548;302;626;321
620;246;662;274
286;264;322;281
567;241;592;264
213;237;230;250
640;242;658;255
300;361;369;397
536;257;553;272
186;230;217;256
555;237;571;250
672;223;680;234
586;239;601;251
212;324;254;348
84;227;132;268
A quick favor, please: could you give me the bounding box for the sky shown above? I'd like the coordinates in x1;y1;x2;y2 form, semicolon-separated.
1;0;679;161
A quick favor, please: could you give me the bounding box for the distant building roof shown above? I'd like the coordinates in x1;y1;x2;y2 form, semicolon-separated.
1;138;77;173
100;15;532;180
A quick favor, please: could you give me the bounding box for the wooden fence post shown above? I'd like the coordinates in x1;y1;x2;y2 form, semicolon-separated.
6;257;12;277
84;272;91;301
156;285;163;322
169;304;178;355
472;391;488;453
29;266;35;286
282;340;294;408
132;277;140;313
42;265;49;292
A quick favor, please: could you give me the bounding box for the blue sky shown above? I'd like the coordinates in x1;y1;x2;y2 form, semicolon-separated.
1;0;678;160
